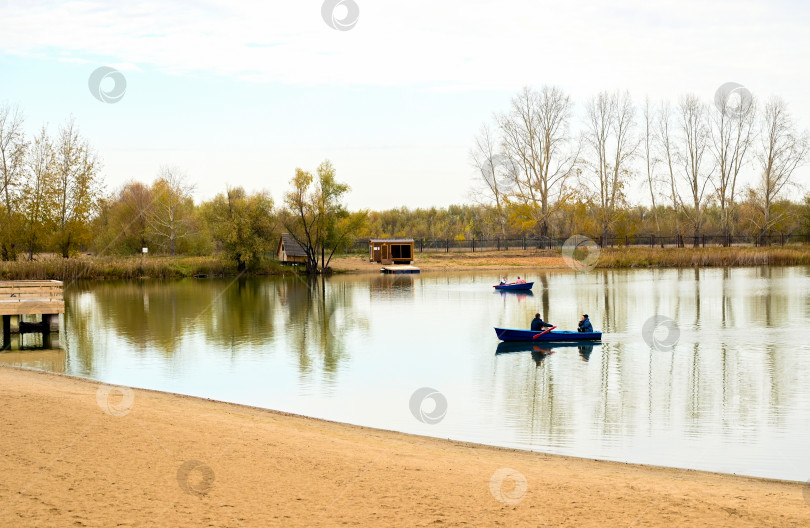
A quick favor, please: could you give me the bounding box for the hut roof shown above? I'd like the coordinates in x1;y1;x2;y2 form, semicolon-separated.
279;233;307;257
369;238;414;243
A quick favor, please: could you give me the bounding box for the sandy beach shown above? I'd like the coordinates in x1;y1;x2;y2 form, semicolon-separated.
0;366;807;527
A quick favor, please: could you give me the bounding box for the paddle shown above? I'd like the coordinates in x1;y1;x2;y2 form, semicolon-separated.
533;325;557;339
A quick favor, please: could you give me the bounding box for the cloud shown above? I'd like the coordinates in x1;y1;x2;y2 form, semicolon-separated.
1;0;806;95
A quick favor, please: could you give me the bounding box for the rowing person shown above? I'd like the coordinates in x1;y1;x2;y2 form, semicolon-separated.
499;276;508;285
531;313;553;332
515;276;526;284
578;314;593;333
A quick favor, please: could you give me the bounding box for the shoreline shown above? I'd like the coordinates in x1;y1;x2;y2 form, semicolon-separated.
1;246;810;281
2;365;804;486
1;366;807;527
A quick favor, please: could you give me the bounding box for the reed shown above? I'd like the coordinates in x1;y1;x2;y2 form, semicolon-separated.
594;246;810;268
0;255;291;281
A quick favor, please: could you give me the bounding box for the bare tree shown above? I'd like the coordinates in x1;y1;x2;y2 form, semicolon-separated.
754;97;809;241
470;124;509;236
0;104;28;259
642;98;661;237
677;95;713;246
709;87;756;242
496;86;578;237
657;102;682;238
583;90;639;243
146;166;195;255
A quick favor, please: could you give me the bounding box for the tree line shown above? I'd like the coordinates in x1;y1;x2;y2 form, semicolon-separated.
0;104;366;273
470;86;810;245
2;89;809;274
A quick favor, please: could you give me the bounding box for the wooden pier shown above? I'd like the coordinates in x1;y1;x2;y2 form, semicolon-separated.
0;280;63;349
380;265;421;274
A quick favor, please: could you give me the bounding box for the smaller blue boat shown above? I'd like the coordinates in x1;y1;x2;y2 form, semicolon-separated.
493;282;533;291
494;327;602;342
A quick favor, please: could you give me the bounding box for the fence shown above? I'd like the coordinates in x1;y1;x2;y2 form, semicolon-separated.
350;234;810;254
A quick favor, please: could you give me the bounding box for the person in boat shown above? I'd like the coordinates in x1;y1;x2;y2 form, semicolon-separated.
578;314;593;333
499;276;508;285
515;276;526;284
531;313;553;332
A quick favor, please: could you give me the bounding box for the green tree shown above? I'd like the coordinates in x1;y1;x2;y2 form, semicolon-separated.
52;118;103;257
21;126;58;259
282;160;365;274
204;186;275;271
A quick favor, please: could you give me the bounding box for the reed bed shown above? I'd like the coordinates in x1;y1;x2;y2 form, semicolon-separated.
595;246;810;268
0;255;289;281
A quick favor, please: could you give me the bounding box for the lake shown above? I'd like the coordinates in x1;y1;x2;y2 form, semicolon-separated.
4;267;810;482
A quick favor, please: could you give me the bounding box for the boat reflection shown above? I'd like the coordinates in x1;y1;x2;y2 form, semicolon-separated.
495;290;534;300
496;341;601;363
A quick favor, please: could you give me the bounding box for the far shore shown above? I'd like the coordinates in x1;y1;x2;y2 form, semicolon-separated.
0;245;809;281
0;366;808;527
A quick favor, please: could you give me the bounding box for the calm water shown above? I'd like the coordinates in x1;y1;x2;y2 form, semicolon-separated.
4;268;810;482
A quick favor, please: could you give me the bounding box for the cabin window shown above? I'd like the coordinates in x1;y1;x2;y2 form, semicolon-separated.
391;244;412;259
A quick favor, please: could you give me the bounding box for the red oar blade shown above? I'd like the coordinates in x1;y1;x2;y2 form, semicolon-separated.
533;325;557;339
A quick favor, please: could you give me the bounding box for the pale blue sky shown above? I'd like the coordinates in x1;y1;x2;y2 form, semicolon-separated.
1;0;808;209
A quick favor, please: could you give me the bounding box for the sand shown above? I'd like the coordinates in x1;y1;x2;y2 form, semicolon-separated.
0;367;808;527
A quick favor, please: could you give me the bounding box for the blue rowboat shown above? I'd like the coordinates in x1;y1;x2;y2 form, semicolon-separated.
493;282;533;291
494;327;602;342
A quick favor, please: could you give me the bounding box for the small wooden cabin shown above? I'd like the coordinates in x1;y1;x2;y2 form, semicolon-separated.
277;233;307;264
369;238;414;264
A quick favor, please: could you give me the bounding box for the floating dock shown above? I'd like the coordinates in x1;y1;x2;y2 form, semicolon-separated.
0;280;64;349
380;265;421;274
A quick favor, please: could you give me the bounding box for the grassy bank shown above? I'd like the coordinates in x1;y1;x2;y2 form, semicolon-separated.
596;246;810;268
2;246;809;281
0;255;291;281
331;245;810;272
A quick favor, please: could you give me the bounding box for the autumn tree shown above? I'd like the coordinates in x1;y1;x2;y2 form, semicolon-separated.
753;97;809;241
282;160;365;274
0;104;27;260
204;186;275;271
52;118;103;257
146;166;195;255
583;90;638;242
496;86;578;236
94;181;154;254
709;85;756;241
677;95;713;245
21;126;58;259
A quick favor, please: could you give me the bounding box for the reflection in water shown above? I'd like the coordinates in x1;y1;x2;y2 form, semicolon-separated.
34;267;810;481
0;349;66;372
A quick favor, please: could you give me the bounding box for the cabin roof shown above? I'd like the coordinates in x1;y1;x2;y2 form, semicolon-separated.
369;238;414;243
279;233;307;257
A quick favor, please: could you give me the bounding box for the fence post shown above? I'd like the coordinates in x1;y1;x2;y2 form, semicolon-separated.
472;238;475;253
522;237;526;251
650;235;654;248
420;239;423;253
497;237;500;251
446;239;449;253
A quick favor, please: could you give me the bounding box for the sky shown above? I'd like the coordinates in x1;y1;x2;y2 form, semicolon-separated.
0;0;808;209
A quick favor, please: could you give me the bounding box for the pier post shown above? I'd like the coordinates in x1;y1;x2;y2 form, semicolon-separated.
42;314;60;333
2;315;9;349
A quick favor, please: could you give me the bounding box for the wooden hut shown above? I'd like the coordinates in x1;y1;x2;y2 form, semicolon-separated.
277;234;307;264
369;238;414;264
